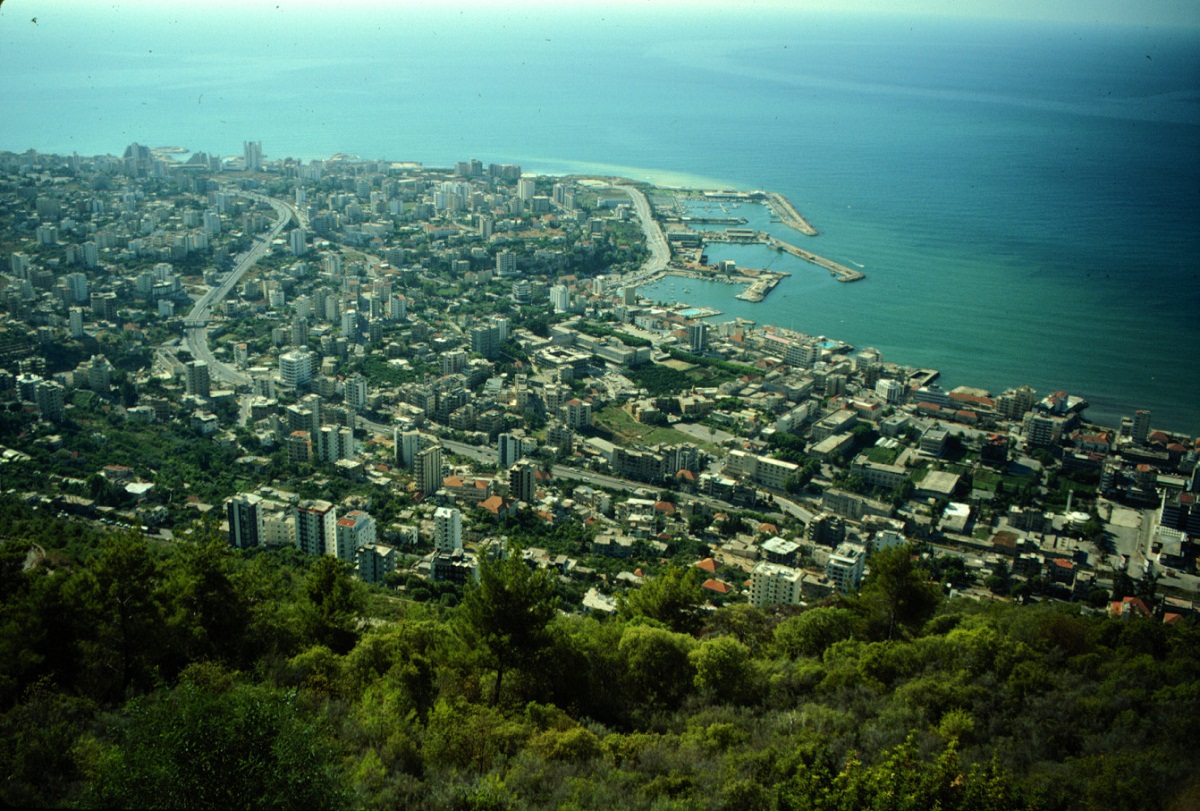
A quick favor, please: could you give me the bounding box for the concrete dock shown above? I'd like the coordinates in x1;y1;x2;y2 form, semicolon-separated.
768;237;865;283
762;191;819;237
698;229;865;283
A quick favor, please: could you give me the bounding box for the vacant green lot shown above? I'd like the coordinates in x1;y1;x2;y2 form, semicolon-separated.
595;404;718;452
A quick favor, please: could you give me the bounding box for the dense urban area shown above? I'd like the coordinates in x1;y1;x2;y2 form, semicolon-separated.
0;143;1197;810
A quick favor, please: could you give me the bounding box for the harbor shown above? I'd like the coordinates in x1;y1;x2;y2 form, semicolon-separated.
700;230;865;283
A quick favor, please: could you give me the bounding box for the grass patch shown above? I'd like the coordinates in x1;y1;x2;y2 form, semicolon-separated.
595;404;717;451
625;363;695;396
864;445;901;465
972;468;1036;493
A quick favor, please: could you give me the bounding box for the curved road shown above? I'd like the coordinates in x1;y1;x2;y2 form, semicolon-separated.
615;183;670;277
182;191;298;388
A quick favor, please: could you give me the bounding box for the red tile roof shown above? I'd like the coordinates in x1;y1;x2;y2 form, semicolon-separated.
702;578;732;594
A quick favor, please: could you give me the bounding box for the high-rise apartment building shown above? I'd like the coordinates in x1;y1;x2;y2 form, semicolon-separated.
279;349;315;388
185;360;211;397
510;461;537;504
498;432;530;469
226;493;263;549
295;499;337;557
315;425;356;464
749;562;803;610
433;506;463;553
826;543;867;594
550;284;571;313
69;307;85;339
495;250;517;278
1132;409;1152;444
470;324;499;360
335;510;376;561
414;444;444;495
243;140;263;171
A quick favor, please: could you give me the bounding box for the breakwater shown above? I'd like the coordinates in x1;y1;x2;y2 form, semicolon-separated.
698;230;865;283
762;191;819;237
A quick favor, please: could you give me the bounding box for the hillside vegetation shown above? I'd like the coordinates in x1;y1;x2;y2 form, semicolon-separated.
1;501;1198;810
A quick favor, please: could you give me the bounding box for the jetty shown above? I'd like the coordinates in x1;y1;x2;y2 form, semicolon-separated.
735;276;782;302
696;230;864;283
768;237;865;283
762;191;819;237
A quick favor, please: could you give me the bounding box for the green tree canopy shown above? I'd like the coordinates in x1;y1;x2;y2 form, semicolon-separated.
84;681;345;810
856;544;942;641
301;556;366;655
455;548;559;705
618;565;705;635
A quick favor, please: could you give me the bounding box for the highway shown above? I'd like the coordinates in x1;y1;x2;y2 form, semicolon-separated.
181;191;298;389
615;183;670;277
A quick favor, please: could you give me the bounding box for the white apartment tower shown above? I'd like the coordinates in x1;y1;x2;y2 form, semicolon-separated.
335;510;376;561
289;228;308;256
550;284;571;313
279;349;315;388
243;140;263;171
495;250;517;278
414;444;444;495
749;562;803;610
315;425;356;464
826;543;867;594
433;506;463;553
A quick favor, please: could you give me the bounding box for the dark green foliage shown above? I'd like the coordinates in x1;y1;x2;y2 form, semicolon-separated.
85;681;345;810
773;606;865;658
456;549;559;705
618;565;706;634
301;556;367;655
2;503;1200;810
624;362;695;395
856;544;943;640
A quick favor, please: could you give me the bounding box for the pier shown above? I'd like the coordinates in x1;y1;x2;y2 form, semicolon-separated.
735;276;782;302
680;216;748;226
696;230;865;283
761;191;819;237
767;237;865;283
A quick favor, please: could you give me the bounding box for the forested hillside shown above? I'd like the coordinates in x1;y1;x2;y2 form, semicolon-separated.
1;501;1198;810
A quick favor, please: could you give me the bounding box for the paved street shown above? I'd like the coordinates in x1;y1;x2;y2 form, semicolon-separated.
181;191;298;389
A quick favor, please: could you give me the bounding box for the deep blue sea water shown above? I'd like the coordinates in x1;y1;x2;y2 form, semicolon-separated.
2;6;1198;434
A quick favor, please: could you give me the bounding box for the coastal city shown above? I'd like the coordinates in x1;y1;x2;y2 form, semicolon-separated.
1;140;1196;619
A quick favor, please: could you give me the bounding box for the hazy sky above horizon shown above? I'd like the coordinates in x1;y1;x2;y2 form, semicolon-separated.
7;0;1200;28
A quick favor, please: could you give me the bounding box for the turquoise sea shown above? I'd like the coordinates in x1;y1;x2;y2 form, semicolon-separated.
2;6;1198;434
